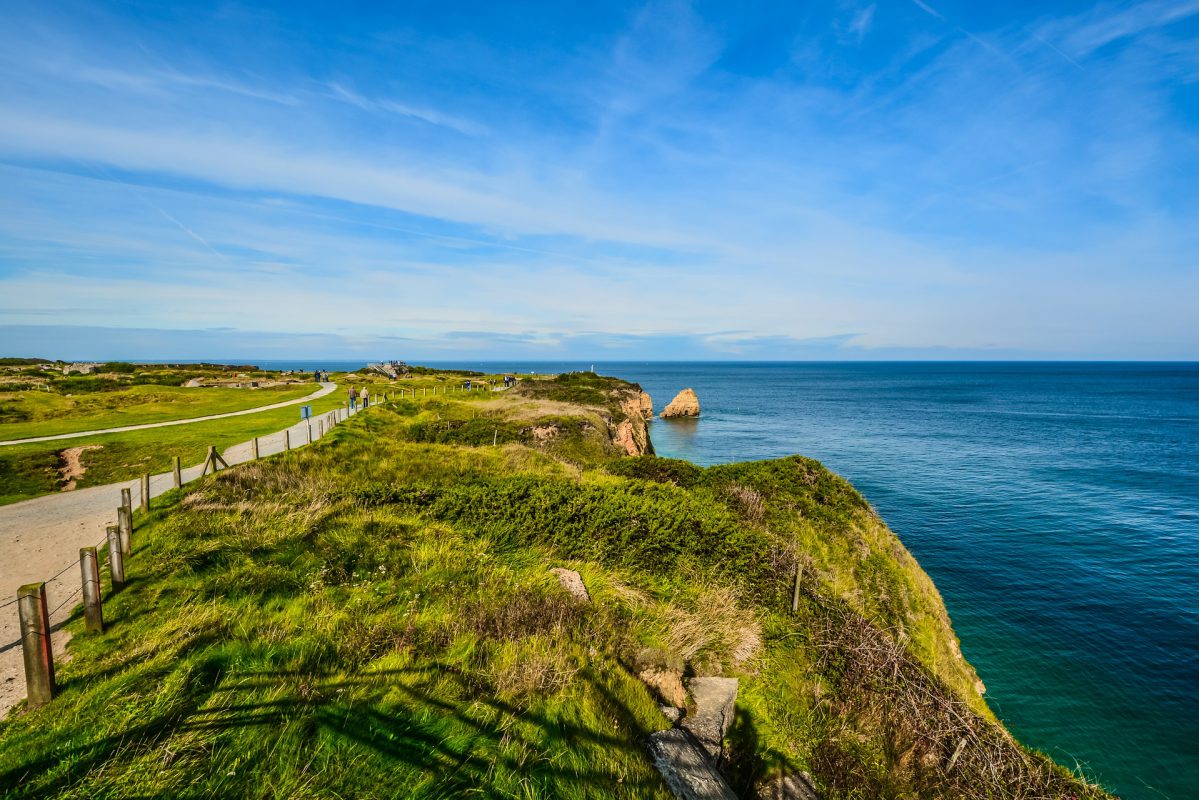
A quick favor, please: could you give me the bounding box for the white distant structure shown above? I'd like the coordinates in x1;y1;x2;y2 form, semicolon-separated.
368;360;409;379
62;363;102;375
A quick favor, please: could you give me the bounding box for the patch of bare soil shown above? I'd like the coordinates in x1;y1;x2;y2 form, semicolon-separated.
57;445;103;491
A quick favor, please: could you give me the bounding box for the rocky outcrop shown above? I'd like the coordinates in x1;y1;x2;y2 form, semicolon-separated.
638;390;653;418
615;419;650;456
681;677;738;761
645;676;743;800
617;391;655;455
661;388;700;419
550;568;591;602
647;729;738;800
639;666;687;708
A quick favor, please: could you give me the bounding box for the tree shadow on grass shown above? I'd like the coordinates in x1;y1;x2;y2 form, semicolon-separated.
2;663;669;800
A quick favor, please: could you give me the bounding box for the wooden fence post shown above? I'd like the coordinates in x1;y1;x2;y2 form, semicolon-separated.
106;526;125;588
252;437;260;460
117;506;132;555
121;487;132;516
285;430;291;451
318;420;324;438
172;456;182;489
17;583;55;707
140;473;150;511
791;563;803;614
80;547;103;633
201;445;228;476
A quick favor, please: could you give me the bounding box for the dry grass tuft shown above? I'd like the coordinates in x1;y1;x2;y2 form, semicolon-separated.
485;637;581;701
725;482;766;522
663;586;762;672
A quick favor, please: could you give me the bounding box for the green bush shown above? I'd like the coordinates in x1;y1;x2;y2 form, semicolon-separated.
100;361;139;373
606;456;703;488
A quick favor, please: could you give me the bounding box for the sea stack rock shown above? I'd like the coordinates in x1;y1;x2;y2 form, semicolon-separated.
661;388;700;419
638;390;653;419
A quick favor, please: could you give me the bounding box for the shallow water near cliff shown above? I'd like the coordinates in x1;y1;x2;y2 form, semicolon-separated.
264;360;1199;799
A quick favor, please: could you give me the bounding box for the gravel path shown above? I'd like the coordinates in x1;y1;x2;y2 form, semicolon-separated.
0;381;337;446
0;391;356;718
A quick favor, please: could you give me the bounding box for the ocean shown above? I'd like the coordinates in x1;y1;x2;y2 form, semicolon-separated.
261;360;1198;798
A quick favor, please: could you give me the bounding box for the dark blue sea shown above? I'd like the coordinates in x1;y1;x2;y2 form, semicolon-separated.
260;360;1199;799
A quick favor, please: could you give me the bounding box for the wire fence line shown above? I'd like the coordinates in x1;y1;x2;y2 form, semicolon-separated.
3;397;392;710
16;403;350;595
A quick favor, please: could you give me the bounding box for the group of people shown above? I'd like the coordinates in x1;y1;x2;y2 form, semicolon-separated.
348;385;370;410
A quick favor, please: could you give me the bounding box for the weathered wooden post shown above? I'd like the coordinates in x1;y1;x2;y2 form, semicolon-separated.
172;456;182;489
318;420;324;438
80;547;103;633
307;423;312;444
106;526;125;588
121;487;132;516
285;429;291;450
140;473;150;511
791;563;803;614
117;506;132;555
252;437;260;459
17;583;55;707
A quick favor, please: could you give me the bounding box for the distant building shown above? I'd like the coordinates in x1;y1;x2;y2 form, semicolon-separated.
62;363;101;375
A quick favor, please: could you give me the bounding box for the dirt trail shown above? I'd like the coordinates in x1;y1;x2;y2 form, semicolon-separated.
58;445;103;491
0;391;354;718
0;381;336;447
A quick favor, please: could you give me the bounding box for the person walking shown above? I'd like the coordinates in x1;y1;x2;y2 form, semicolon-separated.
349;385;358;411
361;386;370;408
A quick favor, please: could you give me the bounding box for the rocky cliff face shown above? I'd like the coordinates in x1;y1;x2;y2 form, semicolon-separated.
616;390;655;456
508;372;655;458
661;388;700;418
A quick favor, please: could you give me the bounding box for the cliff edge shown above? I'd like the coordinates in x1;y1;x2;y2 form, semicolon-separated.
0;370;1112;800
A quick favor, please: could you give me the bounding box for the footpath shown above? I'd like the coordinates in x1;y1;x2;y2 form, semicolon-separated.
0;389;357;717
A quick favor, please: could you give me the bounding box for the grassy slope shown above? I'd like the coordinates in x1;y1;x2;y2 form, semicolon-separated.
0;373;1112;799
0;384;317;440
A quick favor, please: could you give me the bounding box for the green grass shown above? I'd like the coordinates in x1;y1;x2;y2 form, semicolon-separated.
0;390;346;506
0;381;1112;799
0;369;532;506
0;383;319;440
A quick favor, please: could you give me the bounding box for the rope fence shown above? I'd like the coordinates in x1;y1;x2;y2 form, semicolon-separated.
5;393;397;710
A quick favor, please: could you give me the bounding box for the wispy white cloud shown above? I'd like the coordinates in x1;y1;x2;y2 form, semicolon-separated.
910;0;945;22
325;82;487;136
1049;0;1199;58
849;4;877;41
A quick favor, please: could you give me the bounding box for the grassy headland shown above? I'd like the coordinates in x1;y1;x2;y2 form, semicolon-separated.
0;371;1111;798
0;363;517;505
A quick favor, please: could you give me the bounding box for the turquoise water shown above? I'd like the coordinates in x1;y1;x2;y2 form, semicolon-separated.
261;359;1198;798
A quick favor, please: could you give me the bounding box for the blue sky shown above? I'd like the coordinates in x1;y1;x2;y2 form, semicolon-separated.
1;0;1197;360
